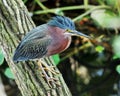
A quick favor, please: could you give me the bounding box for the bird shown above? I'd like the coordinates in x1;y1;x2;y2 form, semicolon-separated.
13;16;90;87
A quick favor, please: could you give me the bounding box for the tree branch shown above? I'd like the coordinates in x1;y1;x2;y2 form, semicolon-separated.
0;0;72;96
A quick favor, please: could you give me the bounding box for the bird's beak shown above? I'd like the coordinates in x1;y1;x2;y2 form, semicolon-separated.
69;30;90;38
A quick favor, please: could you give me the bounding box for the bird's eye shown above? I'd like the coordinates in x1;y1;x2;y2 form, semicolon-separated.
66;29;69;32
66;29;71;32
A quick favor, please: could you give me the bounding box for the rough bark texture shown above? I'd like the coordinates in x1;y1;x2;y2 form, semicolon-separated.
0;0;72;96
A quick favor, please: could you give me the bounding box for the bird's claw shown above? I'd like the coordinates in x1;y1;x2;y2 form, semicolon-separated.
42;76;60;88
44;66;59;75
38;60;60;88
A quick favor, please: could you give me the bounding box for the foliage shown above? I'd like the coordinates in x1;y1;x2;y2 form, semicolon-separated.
112;36;120;59
0;48;14;80
4;68;14;79
91;9;120;29
0;48;4;65
95;45;104;53
52;54;60;65
116;65;120;74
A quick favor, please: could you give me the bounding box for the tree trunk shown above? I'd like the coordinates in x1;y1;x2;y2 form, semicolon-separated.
0;0;72;96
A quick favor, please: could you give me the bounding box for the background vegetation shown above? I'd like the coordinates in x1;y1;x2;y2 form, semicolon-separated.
0;0;120;96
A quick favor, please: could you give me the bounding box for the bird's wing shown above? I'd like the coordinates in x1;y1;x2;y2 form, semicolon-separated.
13;24;52;62
21;24;48;45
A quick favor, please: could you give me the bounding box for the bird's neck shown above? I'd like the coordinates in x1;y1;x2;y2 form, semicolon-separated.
47;25;71;42
47;25;65;37
46;25;71;56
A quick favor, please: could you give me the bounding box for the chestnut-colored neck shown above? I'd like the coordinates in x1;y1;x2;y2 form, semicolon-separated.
46;25;71;56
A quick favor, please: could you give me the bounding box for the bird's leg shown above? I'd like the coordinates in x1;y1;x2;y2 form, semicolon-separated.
37;59;60;88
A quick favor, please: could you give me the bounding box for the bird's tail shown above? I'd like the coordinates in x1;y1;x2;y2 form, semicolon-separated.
13;44;28;62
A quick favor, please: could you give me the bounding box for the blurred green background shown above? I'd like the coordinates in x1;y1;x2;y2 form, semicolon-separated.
0;0;120;96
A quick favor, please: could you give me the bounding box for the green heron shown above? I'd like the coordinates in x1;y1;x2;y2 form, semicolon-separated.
13;16;90;87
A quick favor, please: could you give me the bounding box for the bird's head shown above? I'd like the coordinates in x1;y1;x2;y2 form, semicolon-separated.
47;16;90;38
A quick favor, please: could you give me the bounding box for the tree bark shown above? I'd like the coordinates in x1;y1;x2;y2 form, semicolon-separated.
0;0;72;96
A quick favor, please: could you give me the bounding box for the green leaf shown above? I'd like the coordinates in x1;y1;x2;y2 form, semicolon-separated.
113;54;120;59
112;36;120;59
52;54;60;65
23;0;28;3
4;68;14;79
91;9;120;29
0;48;4;65
116;65;120;74
95;45;104;53
106;0;116;7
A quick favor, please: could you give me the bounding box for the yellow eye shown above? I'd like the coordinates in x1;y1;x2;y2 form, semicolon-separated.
66;29;71;32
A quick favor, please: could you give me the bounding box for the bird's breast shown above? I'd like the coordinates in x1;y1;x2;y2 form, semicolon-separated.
46;36;71;56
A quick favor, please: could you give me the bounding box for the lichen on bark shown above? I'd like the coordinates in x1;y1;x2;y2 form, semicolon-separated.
0;0;72;96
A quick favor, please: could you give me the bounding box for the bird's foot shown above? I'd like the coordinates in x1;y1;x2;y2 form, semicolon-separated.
44;66;59;75
39;59;59;75
42;74;60;88
37;60;60;88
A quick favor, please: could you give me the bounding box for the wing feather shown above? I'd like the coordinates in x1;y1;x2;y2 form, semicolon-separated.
13;24;52;62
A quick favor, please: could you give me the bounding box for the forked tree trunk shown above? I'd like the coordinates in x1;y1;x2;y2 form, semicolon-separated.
0;0;72;96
